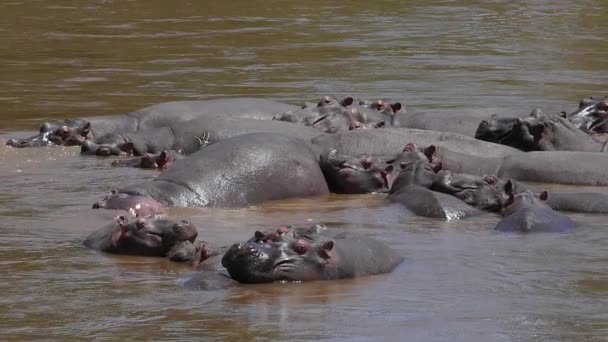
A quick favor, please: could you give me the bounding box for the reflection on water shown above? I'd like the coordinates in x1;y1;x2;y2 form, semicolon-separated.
1;0;607;340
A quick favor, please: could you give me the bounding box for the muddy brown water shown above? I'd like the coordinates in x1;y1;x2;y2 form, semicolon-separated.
1;0;607;341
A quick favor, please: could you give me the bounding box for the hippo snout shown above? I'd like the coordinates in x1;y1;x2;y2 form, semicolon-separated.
97;146;112;156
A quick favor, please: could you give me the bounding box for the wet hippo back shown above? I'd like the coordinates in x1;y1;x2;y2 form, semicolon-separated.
116;133;330;208
312;128;521;158
130;98;300;129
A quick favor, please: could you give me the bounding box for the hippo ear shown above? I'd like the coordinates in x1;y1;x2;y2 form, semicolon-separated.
538;191;548;201
402;143;416;152
157;151;170;168
390;102;402;113
504;180;514;195
340;97;354;107
423;145;437;163
111;216;129;247
254;231;265;241
432;162;443;173
318;240;334;260
119;142;135;155
385;165;394;174
81;122;92;137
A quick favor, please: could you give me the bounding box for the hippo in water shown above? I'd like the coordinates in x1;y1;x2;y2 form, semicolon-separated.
80;116;323;156
495;181;575;233
92;133;330;215
111;150;184;170
83;216;201;260
221;224;403;283
566;96;608;134
475;109;607;152
7;98;300;148
319;149;389;194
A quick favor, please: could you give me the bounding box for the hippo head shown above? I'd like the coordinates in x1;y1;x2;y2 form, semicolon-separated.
92;189;164;217
496;180;575;233
5;119;89;148
320;149;388;194
81;137;136;157
112;150;180;169
433;171;506;212
567;96;608;133
475;114;521;144
108;216;197;256
388;158;442;193
222;224;337;283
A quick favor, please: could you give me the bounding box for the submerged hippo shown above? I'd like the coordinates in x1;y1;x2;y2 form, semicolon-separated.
83;216;200;260
80;116;323;156
319;149;389;194
7;98;299;148
93;133;330;215
566;96;608;134
221;224;403;283
475;109;607;152
495;181;575;233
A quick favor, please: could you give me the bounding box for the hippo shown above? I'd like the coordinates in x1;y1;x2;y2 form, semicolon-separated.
388;185;482;220
475;109;607;152
83;216;200;259
542;191;608;214
312;128;521;159
81;116;324;156
421;144;608;186
221;224;403;283
6;119;90;148
92;133;330;215
111;150;184;170
319;149;388;194
273;96;354;133
566;96;608;134
7;98;300;147
495;181;575;233
348;98;404;128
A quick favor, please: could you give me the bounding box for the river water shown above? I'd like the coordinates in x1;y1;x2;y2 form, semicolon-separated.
0;0;607;341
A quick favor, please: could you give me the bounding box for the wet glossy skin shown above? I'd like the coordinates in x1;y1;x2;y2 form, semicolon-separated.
83;216;198;257
320;149;388;194
222;225;403;283
567;97;608;134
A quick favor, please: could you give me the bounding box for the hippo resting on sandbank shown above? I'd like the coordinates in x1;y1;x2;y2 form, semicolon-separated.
475;109;608;152
220;224;403;283
81;116;323;156
83;216;206;262
92;133;330;215
7;98;299;148
495;181;575;233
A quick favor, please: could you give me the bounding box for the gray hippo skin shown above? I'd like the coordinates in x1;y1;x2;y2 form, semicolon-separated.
221;224;403;283
81;116;323;156
476;109;607;152
495;181;575;233
566;96;608;134
83;216;199;259
543;192;608;214
7;98;299;147
274;96;354;133
93;133;330;215
312;128;521;158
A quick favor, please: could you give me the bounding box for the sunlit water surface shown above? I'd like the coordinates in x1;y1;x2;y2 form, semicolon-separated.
0;0;607;341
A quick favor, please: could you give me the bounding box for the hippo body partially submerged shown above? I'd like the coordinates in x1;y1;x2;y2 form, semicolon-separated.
83;216;199;259
93;133;330;214
221;225;403;283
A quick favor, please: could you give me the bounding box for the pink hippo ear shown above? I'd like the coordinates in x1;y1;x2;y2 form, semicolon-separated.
119;142;136;155
318;240;334;260
340;96;354;107
423;145;437;163
111;216;129;247
538;191;548;201
402;143;416;152
483;175;498;185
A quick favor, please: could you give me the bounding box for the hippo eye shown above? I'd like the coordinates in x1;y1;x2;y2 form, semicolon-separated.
293;244;308;255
